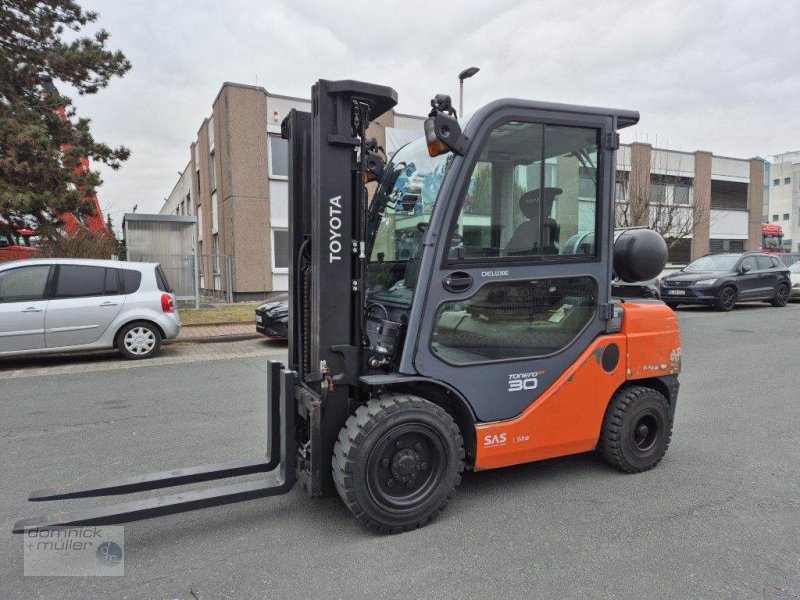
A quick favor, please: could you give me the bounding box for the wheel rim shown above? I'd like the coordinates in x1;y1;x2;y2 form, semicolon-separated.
721;288;736;310
630;411;661;454
123;327;156;355
777;286;788;303
366;423;448;514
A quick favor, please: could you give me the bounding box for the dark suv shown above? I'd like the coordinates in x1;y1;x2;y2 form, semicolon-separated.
660;252;791;311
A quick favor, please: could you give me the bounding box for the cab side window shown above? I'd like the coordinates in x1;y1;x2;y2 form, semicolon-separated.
0;266;51;303
447;121;599;261
432;276;597;364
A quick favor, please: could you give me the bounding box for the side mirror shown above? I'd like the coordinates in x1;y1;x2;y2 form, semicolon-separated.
740;264;751;273
0;239;9;248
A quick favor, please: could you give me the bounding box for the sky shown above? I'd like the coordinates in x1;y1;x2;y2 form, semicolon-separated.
67;0;800;223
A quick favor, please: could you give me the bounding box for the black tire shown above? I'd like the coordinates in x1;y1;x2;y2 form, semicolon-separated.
116;321;162;359
599;385;673;473
770;283;790;307
664;302;680;310
332;394;464;533
716;286;737;311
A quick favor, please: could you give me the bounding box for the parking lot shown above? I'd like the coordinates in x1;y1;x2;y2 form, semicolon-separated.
1;304;799;599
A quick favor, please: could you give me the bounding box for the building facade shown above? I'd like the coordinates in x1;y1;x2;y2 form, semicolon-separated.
160;82;424;300
766;151;800;251
161;84;765;298
617;143;763;263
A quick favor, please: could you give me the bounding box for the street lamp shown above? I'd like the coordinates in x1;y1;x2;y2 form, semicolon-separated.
458;66;480;117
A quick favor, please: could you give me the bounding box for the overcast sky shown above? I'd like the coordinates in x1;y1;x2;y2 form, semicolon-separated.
70;0;800;222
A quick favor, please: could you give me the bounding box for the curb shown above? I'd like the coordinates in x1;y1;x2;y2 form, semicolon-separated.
181;320;250;328
168;333;264;345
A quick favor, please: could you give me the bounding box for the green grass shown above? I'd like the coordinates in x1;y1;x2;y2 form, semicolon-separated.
180;302;261;326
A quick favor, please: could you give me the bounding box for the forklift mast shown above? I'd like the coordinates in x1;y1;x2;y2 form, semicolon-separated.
282;80;398;497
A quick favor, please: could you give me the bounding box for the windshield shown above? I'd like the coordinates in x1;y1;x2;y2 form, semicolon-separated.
762;235;783;250
683;255;739;272
366;136;452;305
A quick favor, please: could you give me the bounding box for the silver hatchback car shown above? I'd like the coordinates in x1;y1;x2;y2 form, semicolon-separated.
0;258;181;359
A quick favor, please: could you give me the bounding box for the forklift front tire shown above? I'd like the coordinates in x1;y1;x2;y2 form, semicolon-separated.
599;385;672;474
332;394;464;533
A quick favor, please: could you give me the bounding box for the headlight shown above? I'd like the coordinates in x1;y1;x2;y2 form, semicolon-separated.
694;278;717;286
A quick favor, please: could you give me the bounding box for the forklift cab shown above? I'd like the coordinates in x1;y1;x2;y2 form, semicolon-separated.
365;101;633;423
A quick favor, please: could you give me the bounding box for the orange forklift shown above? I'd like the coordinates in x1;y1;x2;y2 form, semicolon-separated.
15;80;680;534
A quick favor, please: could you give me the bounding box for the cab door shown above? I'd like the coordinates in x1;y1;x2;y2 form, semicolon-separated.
408;110;616;423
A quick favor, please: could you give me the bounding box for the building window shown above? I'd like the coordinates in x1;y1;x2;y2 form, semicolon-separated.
773;179;780;186
785;177;791;185
772;214;779;222
212;235;221;291
185;193;191;216
650;182;667;204
211;191;219;234
269;134;288;178
208;115;215;150
209;151;217;192
672;184;690;205
783;213;790;220
272;229;289;270
197;204;203;241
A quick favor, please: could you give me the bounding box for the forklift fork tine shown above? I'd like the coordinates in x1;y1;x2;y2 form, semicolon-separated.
15;475;293;533
13;363;297;534
28;458;272;501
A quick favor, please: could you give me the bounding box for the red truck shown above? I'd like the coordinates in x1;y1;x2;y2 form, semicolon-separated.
0;229;38;262
761;223;785;253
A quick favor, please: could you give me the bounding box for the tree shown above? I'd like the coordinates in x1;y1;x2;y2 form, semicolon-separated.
0;0;131;240
615;161;711;249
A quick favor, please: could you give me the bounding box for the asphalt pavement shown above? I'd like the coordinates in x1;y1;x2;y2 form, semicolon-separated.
1;304;799;599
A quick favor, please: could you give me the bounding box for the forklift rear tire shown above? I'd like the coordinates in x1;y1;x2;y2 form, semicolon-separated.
332;394;464;533
599;385;672;474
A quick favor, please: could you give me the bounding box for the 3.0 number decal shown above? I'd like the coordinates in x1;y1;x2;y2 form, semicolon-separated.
507;370;544;393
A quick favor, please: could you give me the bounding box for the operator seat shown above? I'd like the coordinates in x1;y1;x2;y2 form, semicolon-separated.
504;187;562;256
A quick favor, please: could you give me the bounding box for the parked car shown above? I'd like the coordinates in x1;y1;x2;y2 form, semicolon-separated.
659;252;791;311
255;301;288;340
790;261;800;300
0;258;180;359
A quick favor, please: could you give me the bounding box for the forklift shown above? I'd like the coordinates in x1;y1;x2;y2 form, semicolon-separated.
14;79;680;534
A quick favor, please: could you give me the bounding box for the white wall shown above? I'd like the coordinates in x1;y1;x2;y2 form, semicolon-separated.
710;209;749;239
711;156;750;181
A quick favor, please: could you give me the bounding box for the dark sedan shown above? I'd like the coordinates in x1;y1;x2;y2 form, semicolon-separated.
255;301;288;339
660;252;791;311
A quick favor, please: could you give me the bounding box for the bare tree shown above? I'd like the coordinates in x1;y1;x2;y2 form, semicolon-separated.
615;154;712;249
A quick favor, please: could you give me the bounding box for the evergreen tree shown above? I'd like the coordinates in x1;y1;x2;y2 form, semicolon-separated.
0;0;131;239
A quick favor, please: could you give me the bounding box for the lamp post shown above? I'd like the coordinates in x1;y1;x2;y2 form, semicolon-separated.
458;66;480;117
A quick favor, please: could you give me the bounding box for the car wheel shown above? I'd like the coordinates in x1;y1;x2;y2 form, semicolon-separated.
771;284;790;307
117;321;162;359
716;286;737;311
